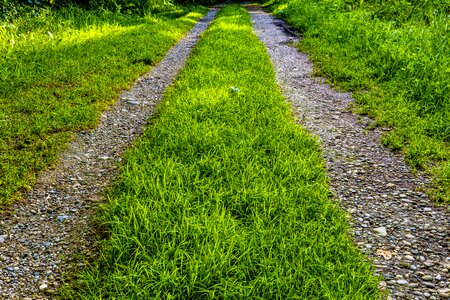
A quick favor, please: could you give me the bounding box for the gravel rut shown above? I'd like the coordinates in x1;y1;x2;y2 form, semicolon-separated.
1;5;449;300
0;9;217;299
249;6;449;300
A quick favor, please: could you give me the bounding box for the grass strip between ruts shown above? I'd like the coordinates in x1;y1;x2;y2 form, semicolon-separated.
0;5;207;206
75;5;379;299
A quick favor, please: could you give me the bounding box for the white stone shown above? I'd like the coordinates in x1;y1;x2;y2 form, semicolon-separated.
374;227;387;237
438;288;450;298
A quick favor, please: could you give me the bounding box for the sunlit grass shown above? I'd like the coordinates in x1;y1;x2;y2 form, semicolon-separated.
0;5;207;206
268;0;450;203
72;5;380;299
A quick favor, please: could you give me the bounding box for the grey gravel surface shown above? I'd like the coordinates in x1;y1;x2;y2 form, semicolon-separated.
0;8;217;299
249;6;450;300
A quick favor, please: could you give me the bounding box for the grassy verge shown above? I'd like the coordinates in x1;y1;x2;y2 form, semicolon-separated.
74;5;379;298
267;0;450;203
0;5;207;207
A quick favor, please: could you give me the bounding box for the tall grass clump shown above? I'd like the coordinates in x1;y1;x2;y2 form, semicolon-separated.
268;0;450;202
0;4;206;206
74;5;379;299
0;0;219;21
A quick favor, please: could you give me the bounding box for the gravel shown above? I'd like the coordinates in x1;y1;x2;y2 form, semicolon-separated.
0;8;217;299
1;5;448;299
249;6;449;300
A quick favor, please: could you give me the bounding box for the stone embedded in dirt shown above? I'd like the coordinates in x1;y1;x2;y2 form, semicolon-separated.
397;279;408;285
0;235;6;243
56;215;69;222
438;288;450;298
127;99;140;105
373;227;388;237
39;283;48;291
405;233;414;239
421;274;433;281
424;260;435;267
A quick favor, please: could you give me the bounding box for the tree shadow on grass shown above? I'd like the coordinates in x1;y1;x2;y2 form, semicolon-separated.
0;7;205;206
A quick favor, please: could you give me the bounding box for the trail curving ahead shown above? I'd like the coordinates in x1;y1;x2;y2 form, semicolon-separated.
248;5;449;300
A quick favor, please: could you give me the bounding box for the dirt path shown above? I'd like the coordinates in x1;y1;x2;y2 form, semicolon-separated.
248;6;449;300
0;9;217;299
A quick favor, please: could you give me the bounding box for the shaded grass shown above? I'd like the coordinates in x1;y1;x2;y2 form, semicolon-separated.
267;0;450;203
0;5;207;206
74;5;380;299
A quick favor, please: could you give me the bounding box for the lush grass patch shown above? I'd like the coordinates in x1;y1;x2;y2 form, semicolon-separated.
0;5;207;206
74;5;379;299
267;0;450;203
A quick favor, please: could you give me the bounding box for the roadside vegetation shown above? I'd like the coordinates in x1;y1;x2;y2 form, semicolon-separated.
267;0;450;203
72;5;380;299
0;2;207;206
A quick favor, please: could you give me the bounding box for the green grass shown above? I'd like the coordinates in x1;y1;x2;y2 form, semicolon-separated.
72;5;380;299
268;0;450;203
0;4;207;206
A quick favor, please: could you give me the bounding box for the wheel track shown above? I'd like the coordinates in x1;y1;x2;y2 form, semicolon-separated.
0;8;218;299
249;5;449;300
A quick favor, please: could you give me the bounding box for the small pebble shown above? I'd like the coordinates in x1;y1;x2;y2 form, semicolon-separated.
421;275;433;281
373;227;387;237
127;100;140;105
56;215;70;222
438;288;450;298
